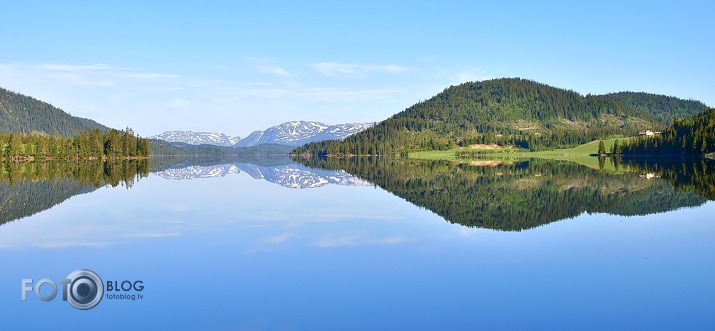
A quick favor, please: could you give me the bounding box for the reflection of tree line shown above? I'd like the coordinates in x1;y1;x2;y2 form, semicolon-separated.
1;159;149;188
0;160;149;226
618;158;715;200
298;157;712;231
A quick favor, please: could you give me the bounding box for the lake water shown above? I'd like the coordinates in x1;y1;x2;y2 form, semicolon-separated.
1;157;714;330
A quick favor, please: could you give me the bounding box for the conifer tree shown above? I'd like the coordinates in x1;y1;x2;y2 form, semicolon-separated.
611;139;621;154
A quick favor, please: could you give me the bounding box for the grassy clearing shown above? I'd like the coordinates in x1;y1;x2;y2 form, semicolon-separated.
410;146;522;160
409;138;630;171
409;150;459;159
529;138;622;156
410;138;626;159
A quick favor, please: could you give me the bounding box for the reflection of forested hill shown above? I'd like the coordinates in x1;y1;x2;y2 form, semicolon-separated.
0;180;98;226
0;160;149;226
298;158;711;231
620;159;715;200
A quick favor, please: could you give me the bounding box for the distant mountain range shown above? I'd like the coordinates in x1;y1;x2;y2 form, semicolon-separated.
236;121;374;147
150;131;241;147
152;121;374;148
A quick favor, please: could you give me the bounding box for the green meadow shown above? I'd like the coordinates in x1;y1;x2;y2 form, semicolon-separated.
410;138;628;171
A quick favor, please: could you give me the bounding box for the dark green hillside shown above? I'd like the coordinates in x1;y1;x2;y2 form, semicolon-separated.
148;139;188;156
295;78;707;156
1;87;156;159
0;87;108;136
602;92;708;126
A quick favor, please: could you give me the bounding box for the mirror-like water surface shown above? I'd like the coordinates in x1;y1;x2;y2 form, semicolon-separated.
1;157;714;330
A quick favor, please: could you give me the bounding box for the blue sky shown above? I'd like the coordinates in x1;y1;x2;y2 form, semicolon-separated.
1;1;713;137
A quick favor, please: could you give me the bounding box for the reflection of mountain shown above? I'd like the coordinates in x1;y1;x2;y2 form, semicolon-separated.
235;163;371;189
155;164;241;180
154;161;371;189
0;160;149;226
298;158;714;231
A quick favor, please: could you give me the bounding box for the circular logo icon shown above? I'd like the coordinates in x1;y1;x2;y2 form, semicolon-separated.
66;269;103;310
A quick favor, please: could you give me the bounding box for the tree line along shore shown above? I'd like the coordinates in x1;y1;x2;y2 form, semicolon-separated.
0;128;149;161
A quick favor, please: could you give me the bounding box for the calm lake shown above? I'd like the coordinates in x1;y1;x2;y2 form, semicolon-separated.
1;157;714;330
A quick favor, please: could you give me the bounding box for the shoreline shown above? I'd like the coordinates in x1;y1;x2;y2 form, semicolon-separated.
0;156;150;162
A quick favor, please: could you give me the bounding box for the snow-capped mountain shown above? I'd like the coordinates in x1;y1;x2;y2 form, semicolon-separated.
150;131;241;147
154;162;371;189
234;131;264;147
152;121;373;148
234;121;374;147
310;122;375;142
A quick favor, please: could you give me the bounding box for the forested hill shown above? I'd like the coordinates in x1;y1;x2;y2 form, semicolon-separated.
294;78;708;156
601;92;707;126
0;87;108;136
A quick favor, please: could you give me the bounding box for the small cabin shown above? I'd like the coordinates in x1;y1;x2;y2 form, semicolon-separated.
638;130;662;136
639;173;660;179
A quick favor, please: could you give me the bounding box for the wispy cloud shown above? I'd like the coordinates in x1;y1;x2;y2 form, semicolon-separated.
302;87;403;99
31;63;124;72
258;64;293;77
123;231;181;238
311;62;409;77
1;63;182;88
314;233;405;248
262;234;292;245
244;57;295;78
220;85;401;101
40;241;112;249
125;73;182;80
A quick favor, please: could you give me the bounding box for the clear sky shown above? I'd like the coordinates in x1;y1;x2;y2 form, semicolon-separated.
1;1;713;137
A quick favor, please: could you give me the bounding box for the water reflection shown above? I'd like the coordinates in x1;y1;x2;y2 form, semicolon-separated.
0;156;371;228
0;160;149;226
155;160;370;188
2;156;713;330
2;157;713;232
298;157;715;231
